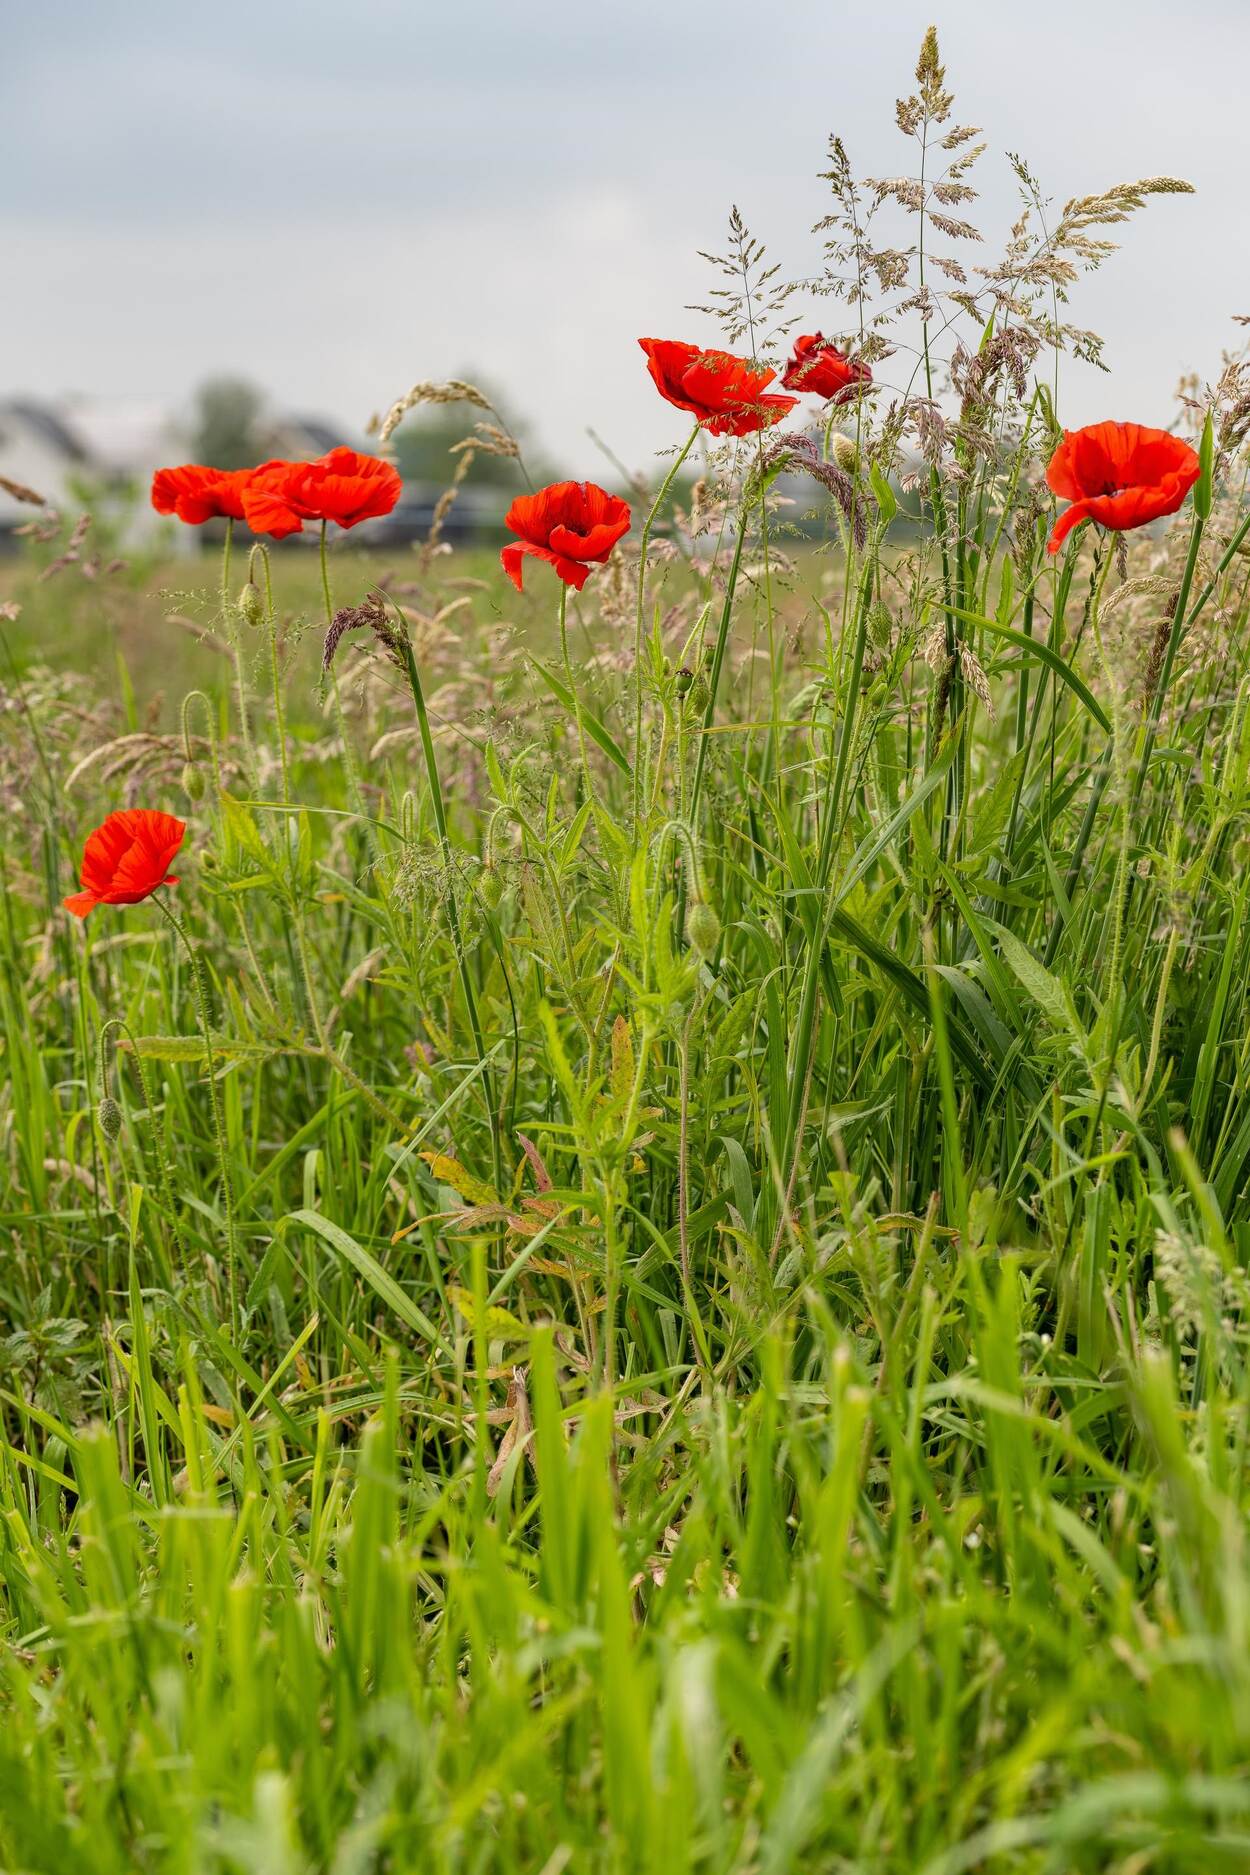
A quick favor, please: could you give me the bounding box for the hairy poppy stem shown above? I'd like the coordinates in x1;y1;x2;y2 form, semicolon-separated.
677;507;750;928
98;1016;189;1284
397;632;504;1197
558;585;601;829
1132;506;1206;807
222;519;255;782
633;425;700;838
154;896;240;1340
318;520;334;627
251;545;290;806
319;521;376;856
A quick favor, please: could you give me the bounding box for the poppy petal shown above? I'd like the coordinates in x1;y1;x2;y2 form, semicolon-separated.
66;810;187;916
501;540;544;591
1047;498;1099;553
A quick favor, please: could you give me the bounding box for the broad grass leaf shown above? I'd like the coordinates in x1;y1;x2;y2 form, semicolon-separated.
991;921;1089;1054
287;1208;442;1346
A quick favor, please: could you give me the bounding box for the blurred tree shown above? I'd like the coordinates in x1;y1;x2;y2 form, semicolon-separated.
191;378;266;470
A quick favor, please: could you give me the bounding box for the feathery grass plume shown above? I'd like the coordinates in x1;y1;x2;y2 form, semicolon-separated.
690;203;797;355
757;433;870;548
985;159;1195;369
0;473;48;506
369;377;494;446
321;590;405;675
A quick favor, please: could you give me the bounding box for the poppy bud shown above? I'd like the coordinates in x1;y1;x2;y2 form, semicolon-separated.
675;666;694;697
181;762;205;802
238;580;265;627
98;1095;122;1143
686;898;721;959
831;433;858;474
478;865;503;910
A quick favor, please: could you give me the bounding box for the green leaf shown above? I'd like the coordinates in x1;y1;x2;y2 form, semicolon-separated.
1195;411;1214;519
219;790;273;868
869;462;897;523
120;1035;287;1065
530;658;631;775
949;604;1110;733
990;920;1089;1055
484;737;508;802
286;1209;443;1347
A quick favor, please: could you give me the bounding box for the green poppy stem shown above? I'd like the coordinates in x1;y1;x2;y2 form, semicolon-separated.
633;425;700;839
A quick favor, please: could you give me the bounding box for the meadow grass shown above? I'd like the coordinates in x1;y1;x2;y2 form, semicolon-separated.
4;28;1250;1874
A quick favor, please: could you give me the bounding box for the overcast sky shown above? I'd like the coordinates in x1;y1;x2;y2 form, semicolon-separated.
4;0;1246;478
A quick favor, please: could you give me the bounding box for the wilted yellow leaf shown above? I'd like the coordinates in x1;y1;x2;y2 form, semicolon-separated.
610;1014;634;1104
420;1152;499;1207
448;1286;531;1340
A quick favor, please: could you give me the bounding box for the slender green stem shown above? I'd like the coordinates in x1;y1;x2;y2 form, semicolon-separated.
223;519;255;781
399;632;503;1195
318;520;334;626
559;584;600;825
255;548;290;806
1131;505;1206;807
674;515;749;946
780;564;873;1181
292;910;409;1132
155;896;239;1339
319;519;374;851
634;426;700;836
687;519;748;830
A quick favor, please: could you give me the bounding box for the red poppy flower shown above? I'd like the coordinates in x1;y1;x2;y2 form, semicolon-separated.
501;480;631;592
639;338;797;438
241;449;403;538
151;464;251;525
64;809;186;919
1046;421;1201;554
781;334;872;401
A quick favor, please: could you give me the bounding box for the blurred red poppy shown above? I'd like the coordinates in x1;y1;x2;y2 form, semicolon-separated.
781;334;872;401
151;464;251;525
241;449;403;538
64;809;186;919
501;481;631;592
1046;422;1201;554
639;338;797;437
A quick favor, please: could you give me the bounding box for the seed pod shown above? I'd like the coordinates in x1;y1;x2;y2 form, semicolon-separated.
98;1095;122;1143
686;898;721;959
831;432;858;474
238;580;265;627
675;666;694;697
181;761;205;802
478;865;503;910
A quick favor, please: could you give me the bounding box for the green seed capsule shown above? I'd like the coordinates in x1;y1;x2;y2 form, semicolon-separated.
478;866;503;910
687;899;721;959
675;666;694;697
831;433;858;473
238;580;265;627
